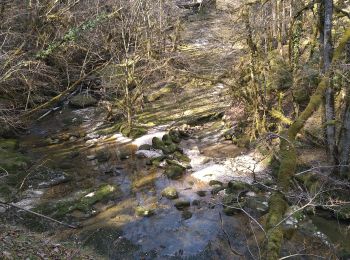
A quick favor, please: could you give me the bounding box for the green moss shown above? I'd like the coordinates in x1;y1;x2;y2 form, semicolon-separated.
264;192;288;259
162;134;173;145
34;184;119;219
152;137;165;149
173;151;190;163
152;137;177;154
169;130;181;143
76;184;117;212
164;165;185;179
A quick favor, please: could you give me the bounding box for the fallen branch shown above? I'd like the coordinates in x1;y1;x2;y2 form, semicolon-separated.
0;201;77;229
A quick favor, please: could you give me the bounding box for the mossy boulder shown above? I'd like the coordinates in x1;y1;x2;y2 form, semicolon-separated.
226;181;250;194
121;125;147;139
164;165;185;179
151;156;166;167
173;151;190;163
162;134;173;145
70;94;97;108
135;206;155;217
174;200;190;210
152;137;177;154
169;130;181;143
76;184;118;212
152;137;165;150
161;187;178;200
34;184;120;219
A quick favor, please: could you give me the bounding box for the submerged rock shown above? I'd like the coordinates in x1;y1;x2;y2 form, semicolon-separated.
182;210;193;220
161;187;178;200
174;200;191;210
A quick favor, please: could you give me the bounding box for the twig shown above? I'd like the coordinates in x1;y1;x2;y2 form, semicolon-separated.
0;201;77;229
213;200;267;237
218;212;243;256
0;166;9;179
295;164;350;176
279;253;326;260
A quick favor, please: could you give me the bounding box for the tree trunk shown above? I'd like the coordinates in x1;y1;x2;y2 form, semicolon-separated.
338;40;350;178
323;0;338;166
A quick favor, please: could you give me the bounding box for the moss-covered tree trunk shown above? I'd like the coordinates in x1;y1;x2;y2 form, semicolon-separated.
264;27;350;259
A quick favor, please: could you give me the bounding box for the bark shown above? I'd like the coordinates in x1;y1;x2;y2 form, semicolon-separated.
338;40;350;178
323;0;338;166
339;103;350;178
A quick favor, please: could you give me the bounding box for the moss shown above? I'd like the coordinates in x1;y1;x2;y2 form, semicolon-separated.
162;134;173;145
161;187;178;200
173;151;190;163
152;137;165;150
76;184;117;212
169;130;181;143
264;192;288;259
164;165;185;179
34;184;119;219
152;137;177;154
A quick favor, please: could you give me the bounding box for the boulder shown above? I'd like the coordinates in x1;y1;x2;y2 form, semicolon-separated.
164;165;185;179
135;206;155;217
161;187;178;200
174;200;191;210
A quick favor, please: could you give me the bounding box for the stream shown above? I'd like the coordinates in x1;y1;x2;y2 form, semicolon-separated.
2;6;350;260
